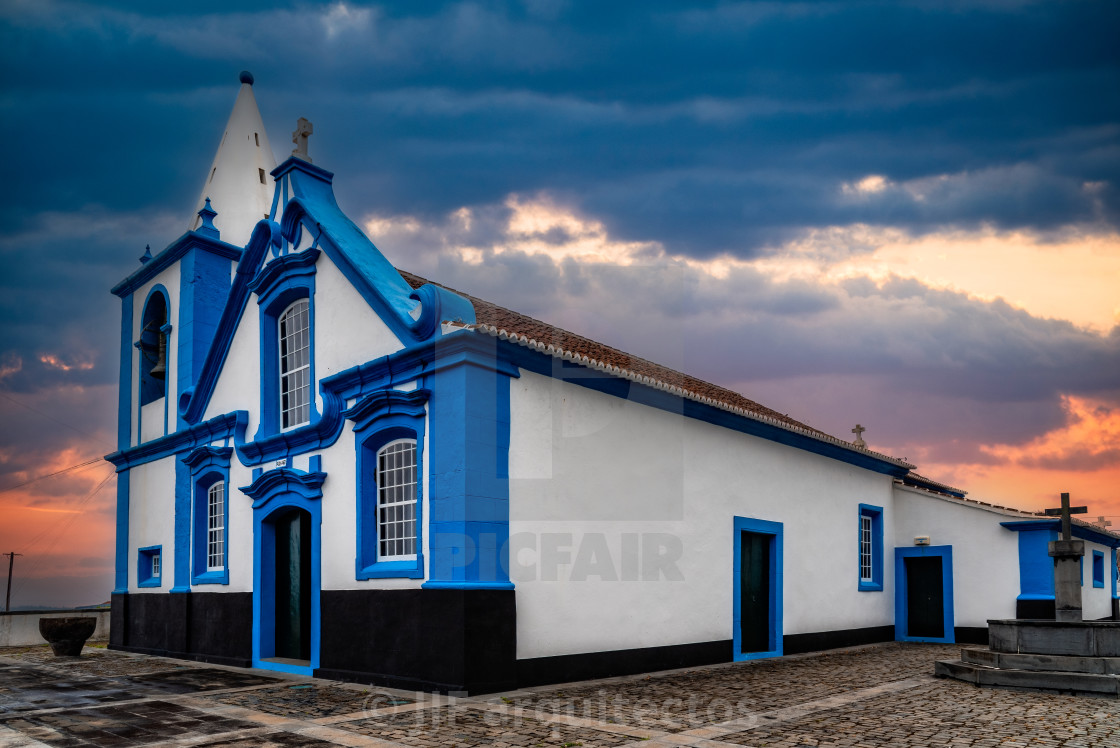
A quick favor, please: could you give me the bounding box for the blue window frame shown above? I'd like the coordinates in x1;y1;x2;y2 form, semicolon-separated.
137;545;162;588
182;446;232;585
348;389;429;580
1093;550;1105;588
250;248;320;442
858;503;883;591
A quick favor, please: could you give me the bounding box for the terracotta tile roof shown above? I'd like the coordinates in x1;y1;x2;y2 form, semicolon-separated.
400;269;912;468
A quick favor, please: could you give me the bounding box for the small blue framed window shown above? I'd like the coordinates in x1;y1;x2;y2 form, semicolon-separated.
182;446;232;585
138;546;162;588
1093;550;1105;588
858;504;883;592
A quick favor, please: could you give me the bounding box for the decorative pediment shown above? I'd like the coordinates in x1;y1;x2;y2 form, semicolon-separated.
240;467;326;510
343;388;431;433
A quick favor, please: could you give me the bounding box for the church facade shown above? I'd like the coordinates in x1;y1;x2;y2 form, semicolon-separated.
106;76;1120;694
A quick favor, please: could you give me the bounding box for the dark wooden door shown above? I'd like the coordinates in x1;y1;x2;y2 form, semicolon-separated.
739;531;771;653
905;556;944;638
275;508;312;660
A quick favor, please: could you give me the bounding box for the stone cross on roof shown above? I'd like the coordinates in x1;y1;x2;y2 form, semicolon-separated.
1044;492;1088;542
851;424;866;448
292;117;313;162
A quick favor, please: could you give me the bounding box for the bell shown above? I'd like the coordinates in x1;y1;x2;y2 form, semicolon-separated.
150;331;167;379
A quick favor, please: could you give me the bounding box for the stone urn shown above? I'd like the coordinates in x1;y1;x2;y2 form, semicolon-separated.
39;617;98;656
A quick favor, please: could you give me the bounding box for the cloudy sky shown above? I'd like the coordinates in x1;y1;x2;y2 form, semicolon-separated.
1;1;1118;608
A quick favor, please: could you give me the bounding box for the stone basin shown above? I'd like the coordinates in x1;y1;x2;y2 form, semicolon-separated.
38;616;98;656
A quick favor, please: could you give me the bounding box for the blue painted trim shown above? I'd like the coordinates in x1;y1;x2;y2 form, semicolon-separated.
172;457;191;593
184;446;232;586
179;219;282;424
137;545;162;588
112;470;130;594
1008;525;1057;602
1001;519;1120;549
253;248;321;442
1081;554;1085;586
105;411;247;471
249;464;323;676
177;249;234;431
423;335;514;590
179;161;475;426
1111;548;1118;599
350;389;429;580
1092;550;1105;588
112;230;241;298
858;503;884;592
732;516;783;661
894;545;955;644
497;340;909;478
117;294;134;448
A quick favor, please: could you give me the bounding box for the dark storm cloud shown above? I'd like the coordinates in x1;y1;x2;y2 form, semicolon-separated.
0;0;1116;396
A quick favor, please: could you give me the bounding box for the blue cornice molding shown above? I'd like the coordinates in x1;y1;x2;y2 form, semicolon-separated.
343;388;431;433
105;411;247;471
1001;520;1120;549
240;467;326;509
112;230;242;298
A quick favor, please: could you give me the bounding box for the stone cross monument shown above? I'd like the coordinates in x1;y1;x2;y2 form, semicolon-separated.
851;424;866;448
292;118;313;162
1044;492;1088;622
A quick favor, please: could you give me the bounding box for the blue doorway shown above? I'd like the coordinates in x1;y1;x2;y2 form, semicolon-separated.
733;516;783;660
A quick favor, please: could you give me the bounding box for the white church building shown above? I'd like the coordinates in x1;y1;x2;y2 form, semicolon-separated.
106;74;1120;693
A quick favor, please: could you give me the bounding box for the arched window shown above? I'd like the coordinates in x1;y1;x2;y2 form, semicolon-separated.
139;291;168;406
376;439;417;559
279;299;310;428
207;480;226;571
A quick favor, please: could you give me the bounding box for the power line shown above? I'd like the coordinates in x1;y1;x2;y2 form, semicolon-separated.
0;390;114;448
10;467;115;601
0;457;106;495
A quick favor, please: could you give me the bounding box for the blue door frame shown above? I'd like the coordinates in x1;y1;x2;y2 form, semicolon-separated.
894;545;954;644
733;516;783;660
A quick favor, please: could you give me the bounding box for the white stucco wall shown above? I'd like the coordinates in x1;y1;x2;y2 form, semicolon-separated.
508;370;897;660
128;456;176;593
892;486;1021;627
1081;539;1115;620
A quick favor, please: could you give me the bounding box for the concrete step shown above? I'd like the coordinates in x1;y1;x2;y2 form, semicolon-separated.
960;646;1120;675
935;659;1120;697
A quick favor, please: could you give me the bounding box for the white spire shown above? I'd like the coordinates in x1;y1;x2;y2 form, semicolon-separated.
189;71;277;247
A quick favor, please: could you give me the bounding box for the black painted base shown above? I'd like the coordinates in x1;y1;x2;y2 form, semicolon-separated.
109;591;252;667
317;588;517;695
784;625;895;655
953;626;989;645
517;640;730;688
1016;598;1056;620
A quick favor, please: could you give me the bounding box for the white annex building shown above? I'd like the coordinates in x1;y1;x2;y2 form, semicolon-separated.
106;75;1120;693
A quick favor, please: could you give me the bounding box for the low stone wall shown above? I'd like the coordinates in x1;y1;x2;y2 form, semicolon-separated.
0;610;110;647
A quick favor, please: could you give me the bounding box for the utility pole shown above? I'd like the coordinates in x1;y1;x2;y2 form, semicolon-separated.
4;552;22;613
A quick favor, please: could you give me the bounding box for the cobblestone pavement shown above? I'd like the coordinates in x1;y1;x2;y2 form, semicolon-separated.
1;643;1119;747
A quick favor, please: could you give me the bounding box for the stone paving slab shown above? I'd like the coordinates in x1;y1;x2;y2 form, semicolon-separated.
333;704;645;747
3;642;1120;747
717;677;1120;747
200;683;414;720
